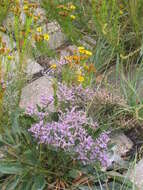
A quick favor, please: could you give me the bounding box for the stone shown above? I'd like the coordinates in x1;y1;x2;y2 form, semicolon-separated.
78;39;93;50
84;35;96;47
111;133;133;156
20;76;53;109
31;21;66;51
46;21;66;49
46;21;61;33
128;159;143;190
108;133;133;166
26;59;43;75
60;45;77;57
34;7;46;24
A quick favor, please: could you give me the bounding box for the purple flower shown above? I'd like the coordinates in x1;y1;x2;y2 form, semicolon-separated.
28;108;110;166
25;105;35;116
57;83;75;103
57;83;95;108
40;94;54;107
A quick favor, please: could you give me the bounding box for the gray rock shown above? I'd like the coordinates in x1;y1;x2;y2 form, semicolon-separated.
31;21;66;50
129;159;143;190
78;39;93;50
108;133;133;166
26;59;43;75
84;35;96;47
46;21;66;49
60;45;77;57
34;7;46;24
46;21;61;33
111;133;133;156
20;76;53;109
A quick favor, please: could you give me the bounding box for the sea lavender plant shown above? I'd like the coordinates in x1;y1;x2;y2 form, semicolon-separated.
26;82;110;167
28;106;110;167
57;82;95;109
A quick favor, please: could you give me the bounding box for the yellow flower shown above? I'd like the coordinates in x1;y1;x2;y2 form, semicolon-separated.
6;48;10;54
7;55;14;60
0;26;6;32
44;34;50;41
50;64;57;69
37;12;42;17
72;55;80;61
119;10;123;15
65;56;73;62
63;6;69;11
76;70;82;75
57;5;69;11
78;46;92;56
79;49;86;54
70;15;76;20
78;46;85;51
78;46;92;55
23;5;28;11
84;50;92;56
102;23;107;35
70;5;76;10
77;75;84;83
33;16;38;21
36;27;42;33
84;64;89;70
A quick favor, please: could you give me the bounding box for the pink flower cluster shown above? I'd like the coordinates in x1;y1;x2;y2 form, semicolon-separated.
28;107;110;166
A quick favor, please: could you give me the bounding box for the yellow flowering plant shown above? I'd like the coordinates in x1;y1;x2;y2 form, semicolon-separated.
0;0;50;115
59;46;95;87
41;0;81;43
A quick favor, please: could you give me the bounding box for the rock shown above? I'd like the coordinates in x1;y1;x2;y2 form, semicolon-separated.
111;133;133;156
78;39;93;50
84;35;96;47
32;21;66;51
60;45;77;57
128;159;143;190
20;76;53;109
46;21;66;49
34;7;46;24
108;133;133;166
26;59;43;75
2;51;42;79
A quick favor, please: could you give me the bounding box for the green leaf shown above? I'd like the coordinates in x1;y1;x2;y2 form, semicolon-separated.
18;180;33;190
68;169;79;179
32;175;46;190
11;108;21;135
6;176;20;190
23;149;38;165
0;162;23;174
